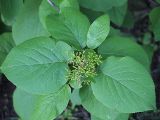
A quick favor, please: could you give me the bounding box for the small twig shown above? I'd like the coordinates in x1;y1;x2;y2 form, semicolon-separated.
47;0;60;12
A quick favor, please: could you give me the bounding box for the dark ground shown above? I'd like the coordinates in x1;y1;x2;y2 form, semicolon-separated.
1;0;160;120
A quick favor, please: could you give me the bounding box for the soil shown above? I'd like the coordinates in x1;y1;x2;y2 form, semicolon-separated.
0;76;17;120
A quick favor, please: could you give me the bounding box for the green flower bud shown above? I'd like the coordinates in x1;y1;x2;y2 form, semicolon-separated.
68;49;102;87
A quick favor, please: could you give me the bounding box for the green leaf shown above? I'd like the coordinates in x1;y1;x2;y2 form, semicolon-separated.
91;56;156;113
13;85;71;120
39;0;79;29
91;115;103;120
80;86;128;120
122;10;135;29
12;0;48;45
0;33;15;66
60;0;79;10
106;3;127;26
78;0;127;12
98;36;150;70
142;45;154;64
87;14;110;49
156;0;160;3
70;89;81;106
69;79;82;89
149;7;160;26
108;27;122;37
149;7;160;41
0;0;23;26
115;114;129;120
1;37;74;95
91;114;129;120
151;21;160;41
39;0;58;30
80;8;103;23
46;8;90;49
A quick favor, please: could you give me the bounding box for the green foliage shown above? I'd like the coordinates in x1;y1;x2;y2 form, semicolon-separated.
91;56;155;113
0;33;15;67
39;0;79;29
78;0;127;12
149;7;160;41
13;85;71;120
91;115;129;120
1;37;74;94
107;3;127;26
156;0;160;3
12;0;49;45
0;0;23;25
80;86;129;120
39;0;58;30
46;8;90;49
98;36;150;70
0;0;157;120
87;14;110;49
70;89;81;106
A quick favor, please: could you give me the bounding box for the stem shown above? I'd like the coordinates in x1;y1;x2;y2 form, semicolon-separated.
47;0;60;13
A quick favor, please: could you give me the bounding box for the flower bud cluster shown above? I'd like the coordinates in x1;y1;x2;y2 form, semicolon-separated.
68;50;102;86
